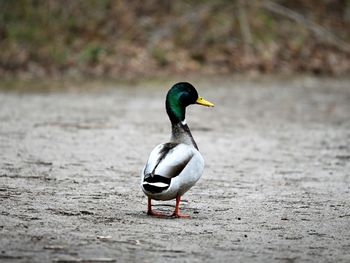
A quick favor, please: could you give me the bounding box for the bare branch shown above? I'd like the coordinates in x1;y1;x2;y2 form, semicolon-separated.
260;0;350;53
238;0;253;55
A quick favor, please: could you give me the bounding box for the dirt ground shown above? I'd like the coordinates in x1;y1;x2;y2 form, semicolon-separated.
0;76;349;263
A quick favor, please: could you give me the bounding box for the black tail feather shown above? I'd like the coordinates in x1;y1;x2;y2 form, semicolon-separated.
143;173;171;193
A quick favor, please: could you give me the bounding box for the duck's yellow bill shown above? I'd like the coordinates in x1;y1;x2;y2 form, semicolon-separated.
196;96;214;107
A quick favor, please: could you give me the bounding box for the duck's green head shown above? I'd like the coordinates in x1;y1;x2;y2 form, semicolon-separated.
166;82;214;124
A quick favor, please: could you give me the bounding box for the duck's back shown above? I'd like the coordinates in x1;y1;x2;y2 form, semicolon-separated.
141;142;204;200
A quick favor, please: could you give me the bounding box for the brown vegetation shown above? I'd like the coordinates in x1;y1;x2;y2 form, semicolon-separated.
1;0;349;79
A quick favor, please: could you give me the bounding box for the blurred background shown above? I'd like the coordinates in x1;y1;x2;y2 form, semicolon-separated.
0;0;350;81
2;2;350;263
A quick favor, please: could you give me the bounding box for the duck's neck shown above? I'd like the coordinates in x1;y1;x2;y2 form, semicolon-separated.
166;99;198;149
170;120;198;150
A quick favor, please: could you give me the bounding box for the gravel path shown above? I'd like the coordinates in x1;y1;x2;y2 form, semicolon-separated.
0;76;350;262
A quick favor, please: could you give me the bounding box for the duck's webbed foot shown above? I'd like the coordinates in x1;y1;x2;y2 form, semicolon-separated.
147;197;167;217
171;196;190;218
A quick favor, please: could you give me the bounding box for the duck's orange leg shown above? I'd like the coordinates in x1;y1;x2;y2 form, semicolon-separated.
171;196;189;218
147;197;166;217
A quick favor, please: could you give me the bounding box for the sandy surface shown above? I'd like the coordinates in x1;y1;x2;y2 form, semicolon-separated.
0;76;350;263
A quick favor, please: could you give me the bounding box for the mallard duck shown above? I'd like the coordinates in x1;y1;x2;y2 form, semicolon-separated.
141;82;214;218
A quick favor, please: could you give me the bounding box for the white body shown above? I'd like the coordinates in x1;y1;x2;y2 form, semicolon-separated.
141;143;204;201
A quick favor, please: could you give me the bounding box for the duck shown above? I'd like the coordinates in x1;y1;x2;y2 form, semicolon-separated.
141;82;214;218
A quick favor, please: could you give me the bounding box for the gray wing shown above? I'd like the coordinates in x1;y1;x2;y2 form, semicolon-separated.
144;143;194;179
